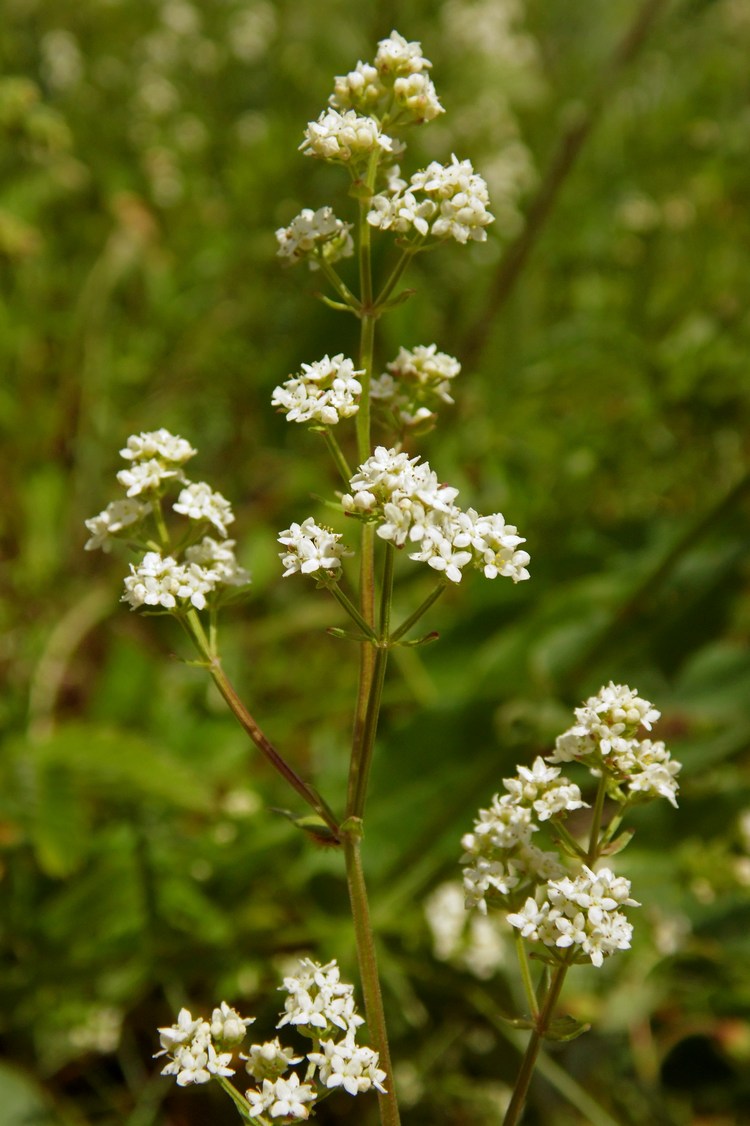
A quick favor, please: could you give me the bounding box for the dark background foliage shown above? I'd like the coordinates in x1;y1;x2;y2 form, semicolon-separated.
2;0;750;1122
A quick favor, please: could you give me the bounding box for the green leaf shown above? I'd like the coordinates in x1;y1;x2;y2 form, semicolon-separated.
545;1015;592;1042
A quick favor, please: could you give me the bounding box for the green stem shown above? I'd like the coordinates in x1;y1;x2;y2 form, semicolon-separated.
503;964;570;1126
515;932;539;1019
587;774;609;864
216;1076;255;1122
374;246;415;308
343;834;401;1126
152;496;170;551
316;254;362;312
326;581;378;641
321;428;353;485
390;582;446;644
182;610;341;841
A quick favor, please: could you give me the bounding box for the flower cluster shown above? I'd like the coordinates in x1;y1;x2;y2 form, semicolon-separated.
461;685;682;969
507;866;639;968
461;757;584;915
156;960;386;1119
275;206;354;270
370;344;460;433
278;518;353;580
300;108;393;165
368;155;494;245
272;354;363;427
330;30;444;126
84;429;251;611
550;682;681;807
342;446;530;585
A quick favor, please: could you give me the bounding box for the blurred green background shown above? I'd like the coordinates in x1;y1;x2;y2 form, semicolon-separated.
2;0;750;1122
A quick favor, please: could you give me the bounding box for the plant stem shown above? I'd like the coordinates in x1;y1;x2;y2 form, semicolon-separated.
503;963;570;1126
326;581;379;641
587;775;609;864
515;933;539;1019
216;1076;255;1121
390;582;445;643
321;428;353;485
182;610;341;841
343;833;401;1126
374;246;415;308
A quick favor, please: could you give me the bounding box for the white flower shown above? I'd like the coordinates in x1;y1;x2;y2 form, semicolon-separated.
308;1033;387;1096
277;958;364;1036
393;71;443;121
502;757;587;821
84;498;150;551
119;428;197;465
272;354;363;426
375;30;432;76
123;551;216;611
275;206;354;269
155;1008;204;1056
330;61;386;112
472;512;530;583
117;458;184;497
243;1038;302;1082
301;108;393;163
160;1038;213;1086
209;1001;255;1045
368;155;494;244
278;517;352;578
206;1042;236;1079
613;738;681;807
173;481;235;536
185;537;251;587
246;1073;316;1119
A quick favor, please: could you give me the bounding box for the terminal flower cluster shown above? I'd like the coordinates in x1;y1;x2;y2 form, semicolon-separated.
549;682;681;808
461;685;682;968
156;959;386;1118
506;866;639;968
370;343;460;433
275;206;354;270
278;517;353;580
84;429;251;612
300;108;393;165
342;446;530;585
272;354;363;427
330;30;444;126
367;155;495;245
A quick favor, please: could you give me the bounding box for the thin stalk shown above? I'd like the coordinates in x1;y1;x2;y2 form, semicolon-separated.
321;428;353;485
374;246;416;308
315;254;362;312
503;963;570;1126
515;932;539;1019
216;1076;255;1121
390;582;445;643
343;834;401;1126
182;610;341;841
326;581;379;641
587;775;609;864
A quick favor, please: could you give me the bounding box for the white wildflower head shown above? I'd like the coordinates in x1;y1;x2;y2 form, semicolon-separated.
507;866;640;968
210;1002;255;1045
342;448;528;585
122;551;216;612
278;517;353;579
330;31;443;125
424;880;509;979
301;108;393;165
275;206;353;270
368;154;494;244
308;1032;387;1096
371;344;460;434
173;481;235;537
245;1073;316;1120
272;354;363;426
184;537;251;588
277;958;364;1036
117;458;184;498
119;428;197;465
243;1038;302;1082
548;683;680;808
84;498;150;552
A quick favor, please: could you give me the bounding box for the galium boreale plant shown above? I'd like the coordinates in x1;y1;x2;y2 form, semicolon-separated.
460;682;681;1124
83;28;679;1125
